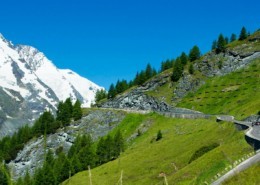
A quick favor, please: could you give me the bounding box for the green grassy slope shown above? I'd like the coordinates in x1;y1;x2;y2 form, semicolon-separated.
63;113;253;185
222;163;260;185
178;59;260;119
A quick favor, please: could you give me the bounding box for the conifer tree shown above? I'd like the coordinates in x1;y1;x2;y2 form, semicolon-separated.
180;52;188;65
189;63;194;74
104;135;114;161
225;37;229;45
171;58;183;82
72;99;82;121
65;98;73;117
216;34;226;53
230;33;236;42
189;45;201;62
96;137;106;165
145;63;153;79
212;40;217;50
71;155;82;175
108;84;116;99
239;26;247;40
0;165;8;185
113;130;124;158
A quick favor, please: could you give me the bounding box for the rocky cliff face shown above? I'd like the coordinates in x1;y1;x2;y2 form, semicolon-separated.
102;73;173;112
7;110;126;180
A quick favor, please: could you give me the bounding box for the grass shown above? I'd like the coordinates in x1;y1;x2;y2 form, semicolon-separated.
63;113;253;185
178;59;260;119
222;163;260;185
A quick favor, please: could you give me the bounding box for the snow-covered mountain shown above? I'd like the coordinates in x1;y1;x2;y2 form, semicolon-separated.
0;33;102;137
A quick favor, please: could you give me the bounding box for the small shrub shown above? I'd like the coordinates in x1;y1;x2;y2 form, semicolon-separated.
189;143;219;163
156;130;162;141
218;60;223;69
137;129;142;136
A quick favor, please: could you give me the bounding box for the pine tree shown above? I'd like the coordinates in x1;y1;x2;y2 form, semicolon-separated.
216;34;226;53
171;58;183;82
77;135;96;169
70;155;82;175
189;45;201;62
189;63;194;74
108;84;116;99
230;33;236;42
96;137;106;165
145;63;153;79
212;40;217;50
104;135;114;161
113;130;124;158
0;165;8;185
180;52;188;65
72;99;82;121
54;152;70;183
239;26;247;40
225;37;229;44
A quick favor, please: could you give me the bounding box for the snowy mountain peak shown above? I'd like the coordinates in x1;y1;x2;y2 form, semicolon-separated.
15;45;48;71
0;33;102;137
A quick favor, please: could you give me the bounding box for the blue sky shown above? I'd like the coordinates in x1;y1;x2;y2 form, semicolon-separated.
0;0;259;89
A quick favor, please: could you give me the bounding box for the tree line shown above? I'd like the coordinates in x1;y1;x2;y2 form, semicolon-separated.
94;26;252;103
0;98;82;169
212;26;249;53
95;63;158;102
14;130;124;185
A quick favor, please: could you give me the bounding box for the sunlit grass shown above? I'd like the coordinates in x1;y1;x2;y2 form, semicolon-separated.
63;113;252;185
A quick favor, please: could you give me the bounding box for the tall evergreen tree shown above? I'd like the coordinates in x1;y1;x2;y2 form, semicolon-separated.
230;33;237;42
189;63;194;74
212;40;217;50
0;166;8;185
216;34;226;53
72;99;82;121
171;58;183;82
96;137;106;165
113;130;125;158
65;98;73;117
189;45;201;62
225;37;229;44
180;52;188;65
104;135;114;161
108;84;116;99
239;26;247;40
70;155;82;175
145;63;153;79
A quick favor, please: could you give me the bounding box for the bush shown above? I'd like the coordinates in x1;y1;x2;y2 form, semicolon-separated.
156;130;162;141
189;143;219;163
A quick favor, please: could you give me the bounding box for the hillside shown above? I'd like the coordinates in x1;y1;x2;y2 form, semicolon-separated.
2;30;259;185
63;114;255;185
63;31;260;185
101;30;260;115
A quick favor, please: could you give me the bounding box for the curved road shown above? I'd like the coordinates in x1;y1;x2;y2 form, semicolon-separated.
212;116;260;185
211;151;260;185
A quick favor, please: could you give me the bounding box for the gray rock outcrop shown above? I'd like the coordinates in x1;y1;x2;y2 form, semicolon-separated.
7;110;126;180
